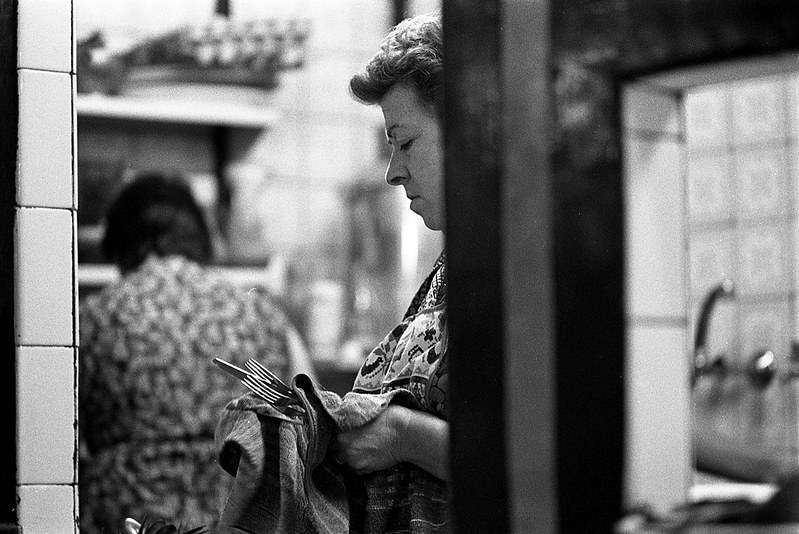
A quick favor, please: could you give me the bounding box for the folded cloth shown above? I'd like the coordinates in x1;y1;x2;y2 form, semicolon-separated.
214;373;450;533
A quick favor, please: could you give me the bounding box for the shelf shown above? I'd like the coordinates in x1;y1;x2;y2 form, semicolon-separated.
78;262;287;294
76;93;279;128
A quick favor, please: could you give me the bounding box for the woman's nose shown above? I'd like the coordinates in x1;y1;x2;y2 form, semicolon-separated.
385;155;407;186
386;172;406;186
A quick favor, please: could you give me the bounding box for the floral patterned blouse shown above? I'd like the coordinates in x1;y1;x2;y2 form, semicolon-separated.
352;253;449;420
79;255;294;533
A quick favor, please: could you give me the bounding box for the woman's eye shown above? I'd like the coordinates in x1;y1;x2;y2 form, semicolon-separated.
400;139;413;151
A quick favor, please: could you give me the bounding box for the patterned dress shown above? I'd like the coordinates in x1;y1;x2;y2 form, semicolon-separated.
79;255;294;533
352;253;448;420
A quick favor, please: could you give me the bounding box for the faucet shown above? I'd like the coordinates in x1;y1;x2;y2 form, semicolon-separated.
693;278;735;384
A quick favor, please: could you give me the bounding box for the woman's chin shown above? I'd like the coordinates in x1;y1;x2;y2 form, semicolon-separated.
420;215;443;232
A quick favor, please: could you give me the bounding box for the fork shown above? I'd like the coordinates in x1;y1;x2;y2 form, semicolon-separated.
241;375;305;418
245;359;296;398
241;369;298;406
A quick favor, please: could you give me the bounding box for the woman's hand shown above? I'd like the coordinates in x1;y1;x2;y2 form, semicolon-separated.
333;404;449;480
333;404;411;474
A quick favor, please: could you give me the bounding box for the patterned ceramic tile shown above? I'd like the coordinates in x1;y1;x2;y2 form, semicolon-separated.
688;227;735;298
738;298;792;365
684;84;729;147
734;145;790;220
687;151;733;224
736;222;793;296
729;77;787;145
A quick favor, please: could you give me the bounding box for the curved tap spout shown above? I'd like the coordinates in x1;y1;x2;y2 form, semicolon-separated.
693;279;735;381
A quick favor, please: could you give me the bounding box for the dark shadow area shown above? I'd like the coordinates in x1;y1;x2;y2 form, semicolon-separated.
0;0;18;529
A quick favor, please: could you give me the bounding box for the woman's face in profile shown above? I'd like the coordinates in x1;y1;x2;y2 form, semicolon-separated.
380;84;444;231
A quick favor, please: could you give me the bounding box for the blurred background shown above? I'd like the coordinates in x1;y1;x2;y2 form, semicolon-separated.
75;0;444;389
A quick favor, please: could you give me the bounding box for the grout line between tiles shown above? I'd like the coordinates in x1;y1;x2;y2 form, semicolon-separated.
15;205;76;212
16;66;73;76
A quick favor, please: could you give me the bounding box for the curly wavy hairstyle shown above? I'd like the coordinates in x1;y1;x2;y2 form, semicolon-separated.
349;13;443;118
101;173;213;273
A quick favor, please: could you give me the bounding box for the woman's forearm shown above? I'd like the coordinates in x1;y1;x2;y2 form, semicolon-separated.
395;406;449;481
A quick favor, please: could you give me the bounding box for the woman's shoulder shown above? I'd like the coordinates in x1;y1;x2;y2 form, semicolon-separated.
405;252;447;317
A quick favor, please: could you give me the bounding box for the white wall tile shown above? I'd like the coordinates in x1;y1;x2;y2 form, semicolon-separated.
686;151;732;224
17;484;77;534
18;0;73;73
730;77;787;145
734;145;791;221
17;346;76;485
622;85;681;135
17;69;74;209
739;299;792;366
15;207;75;346
684;85;729;148
688;228;735;298
624;136;686;318
736;222;794;296
72;75;79;209
624;325;691;515
794;142;799;341
789;73;799;141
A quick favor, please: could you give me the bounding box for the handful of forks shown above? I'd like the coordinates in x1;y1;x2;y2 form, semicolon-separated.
213;357;305;423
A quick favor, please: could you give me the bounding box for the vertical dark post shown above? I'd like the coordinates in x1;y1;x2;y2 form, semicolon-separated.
502;0;557;531
551;45;627;534
392;0;408;25
443;1;509;532
0;0;17;529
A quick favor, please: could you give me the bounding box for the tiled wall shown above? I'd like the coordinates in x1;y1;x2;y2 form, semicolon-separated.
684;73;799;455
16;0;79;531
622;84;692;514
623;68;799;511
685;74;799;371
